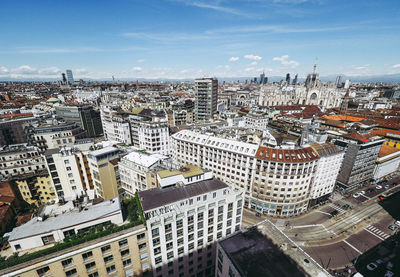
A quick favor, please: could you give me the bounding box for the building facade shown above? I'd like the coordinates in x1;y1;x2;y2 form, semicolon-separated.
100;105;132;145
138;175;243;277
195;78;218;121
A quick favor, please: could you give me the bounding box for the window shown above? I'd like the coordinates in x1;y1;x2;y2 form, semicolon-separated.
41;234;55;245
139;242;146;250
153;237;160;246
104;255;114;263
137;233;145;241
140;252;148;260
64;160;70;164
101;245;111;253
123;258;132;267
121;249;130;256
82;251;93;261
85;261;96;270
106;265;116;274
15;244;21;250
152;228;159;236
154;247;161;255
167;251;174;259
65;268;77;276
62;258;73;268
119;239;128;248
36;266;50;277
66;166;71;171
155;256;162;264
88;273;99;277
178;237;184;246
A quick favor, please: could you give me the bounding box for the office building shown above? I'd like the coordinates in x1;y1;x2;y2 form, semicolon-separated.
138;171;244;277
55;105;103;137
195;78;218;121
259;72;265;84
66;69;74;84
335;75;342;88
292;74;298;85
0;117;37;146
286;73;290;84
333;134;384;191
172;129;344;216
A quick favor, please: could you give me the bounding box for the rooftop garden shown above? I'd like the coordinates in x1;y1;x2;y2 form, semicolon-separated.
0;194;145;271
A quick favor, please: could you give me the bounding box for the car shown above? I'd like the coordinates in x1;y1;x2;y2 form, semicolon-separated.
255;212;261;217
360;190;366;195
353;193;361;198
376;185;383;190
394;221;400;227
384;270;394;277
366;188;375;193
385;185;390;189
330;210;339;217
386;261;393;270
388;224;397;231
342;204;351;210
376;259;384;265
367;262;378;271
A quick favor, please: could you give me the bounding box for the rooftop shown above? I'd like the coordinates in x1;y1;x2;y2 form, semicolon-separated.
8;197;121;242
89;146;118;157
138;178;228;211
255;146;318;162
378;144;400;158
157;164;204;179
122;150;168;168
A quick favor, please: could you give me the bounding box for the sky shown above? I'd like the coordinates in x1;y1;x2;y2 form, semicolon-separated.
0;0;399;80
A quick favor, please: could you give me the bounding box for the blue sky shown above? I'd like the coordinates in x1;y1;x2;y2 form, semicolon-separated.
0;0;399;80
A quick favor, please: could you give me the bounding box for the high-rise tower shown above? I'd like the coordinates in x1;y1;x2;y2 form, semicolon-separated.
66;69;74;84
194;78;218;121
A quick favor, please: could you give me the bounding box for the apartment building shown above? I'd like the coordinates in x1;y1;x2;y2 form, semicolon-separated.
119;150;170;197
100;105;132;145
333;134;384;191
44;141;94;200
29;121;88;153
0;116;37;146
195;78;218;121
0;144;46;179
1;224;150;277
129;109;170;155
138;172;244;277
172;129;344;216
15;171;56;206
244;112;268;130
87;146;121;200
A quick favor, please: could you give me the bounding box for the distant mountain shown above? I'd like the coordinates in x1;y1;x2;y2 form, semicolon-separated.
0;74;399;83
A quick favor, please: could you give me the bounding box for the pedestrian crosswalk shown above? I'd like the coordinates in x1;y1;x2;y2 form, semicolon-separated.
365;225;390;240
330;203;346;213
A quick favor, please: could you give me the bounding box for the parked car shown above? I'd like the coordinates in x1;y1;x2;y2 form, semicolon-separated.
394;221;400;227
388;224;397;231
360;190;366;195
255;212;261;217
353;193;361;198
366;188;374;193
376;185;383;190
342;204;351;210
384;270;394;277
385;185;390;189
386;261;393;270
367;262;378;271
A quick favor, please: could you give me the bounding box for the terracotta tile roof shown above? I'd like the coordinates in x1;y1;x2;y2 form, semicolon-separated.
378;144;400;158
322;115;365;122
255;146;318;162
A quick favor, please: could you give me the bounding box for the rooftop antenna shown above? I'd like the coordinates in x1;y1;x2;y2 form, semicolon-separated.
313;57;318;74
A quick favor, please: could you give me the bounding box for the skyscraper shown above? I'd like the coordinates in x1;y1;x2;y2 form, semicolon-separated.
194;78;218;121
61;73;67;84
259;72;265;84
292;74;298;85
66;69;74;84
286;73;291;84
336;75;342;88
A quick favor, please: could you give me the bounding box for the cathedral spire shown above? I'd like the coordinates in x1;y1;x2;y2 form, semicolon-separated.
313;57;318;74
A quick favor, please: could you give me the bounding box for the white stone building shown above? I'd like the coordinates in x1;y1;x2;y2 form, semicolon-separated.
138;173;243;277
100;105;132;145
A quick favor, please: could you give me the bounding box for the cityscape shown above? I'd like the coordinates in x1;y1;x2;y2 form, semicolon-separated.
1;1;400;277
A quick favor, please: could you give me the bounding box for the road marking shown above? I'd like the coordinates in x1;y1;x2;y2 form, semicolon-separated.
365;228;384;241
292;224;323;229
243;218;256;225
360;194;370;200
368;226;377;231
315;210;331;216
343;240;363;254
330;204;345;213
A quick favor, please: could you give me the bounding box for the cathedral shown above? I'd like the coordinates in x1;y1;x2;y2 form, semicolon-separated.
258;63;347;110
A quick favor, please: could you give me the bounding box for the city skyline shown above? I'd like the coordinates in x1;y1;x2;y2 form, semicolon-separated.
0;0;400;80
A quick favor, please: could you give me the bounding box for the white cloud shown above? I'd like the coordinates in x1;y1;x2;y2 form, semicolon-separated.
216;65;231;70
11;65;38;75
38;67;61;75
393;64;400;69
354;66;367;70
245;67;255;72
137;59;145;63
0;66;9;74
249;61;258;66
244;54;262;61
272;55;299;68
184;1;251;17
229;57;239;62
131;67;143;72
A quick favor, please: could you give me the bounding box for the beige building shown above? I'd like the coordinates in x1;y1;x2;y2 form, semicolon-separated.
15;171;56;206
88;146;121;200
1;225;151;277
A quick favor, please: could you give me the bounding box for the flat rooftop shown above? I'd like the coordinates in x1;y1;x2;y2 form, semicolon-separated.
220;227;307;277
138;178;227;211
157;164;204;179
123;151;167;168
8;197;121;241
